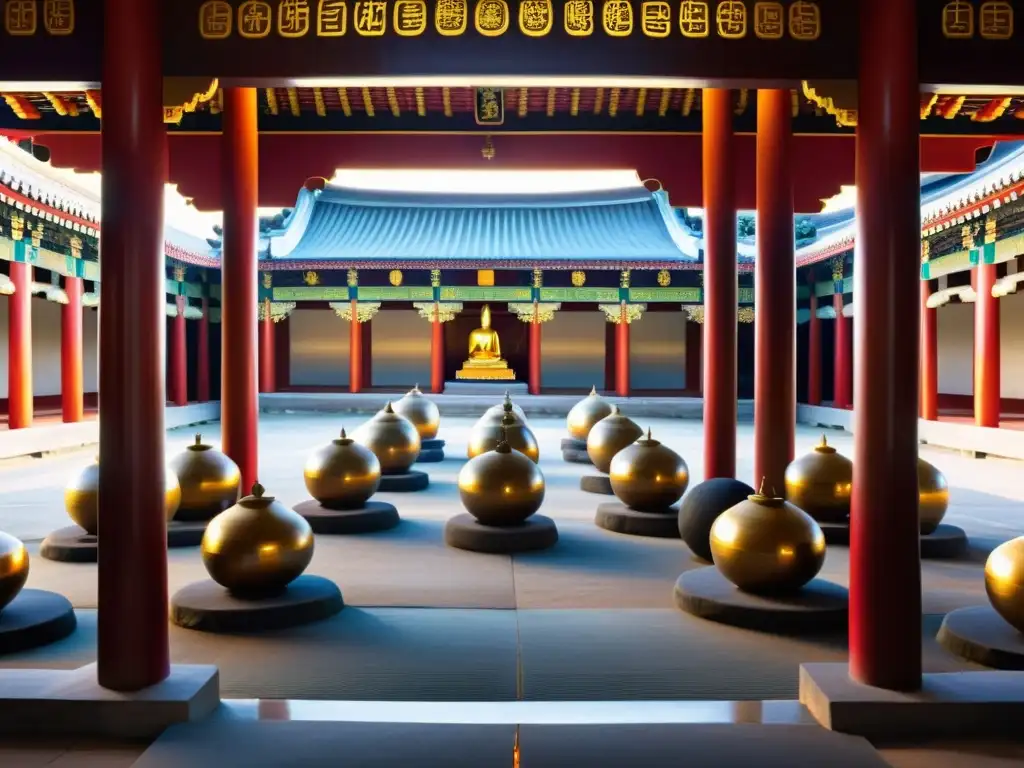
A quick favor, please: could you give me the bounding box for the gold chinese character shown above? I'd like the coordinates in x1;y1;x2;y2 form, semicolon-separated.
519;0;552;36
317;0;347;35
753;1;782;39
602;0;631;36
43;0;72;34
477;87;503;123
716;0;746;38
238;0;272;37
679;0;708;37
4;0;37;35
435;0;467;34
641;1;670;37
475;0;508;36
199;0;231;38
941;1;974;38
278;0;310;36
563;0;593;35
394;0;425;34
980;1;1013;39
788;0;819;41
354;0;386;34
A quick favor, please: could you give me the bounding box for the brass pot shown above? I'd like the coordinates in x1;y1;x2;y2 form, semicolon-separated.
586;406;643;473
710;485;826;594
304;427;382;509
783;435;853;523
483;392;527;424
0;530;29;613
64;458;182;535
458;433;545;526
353;401;422;474
985;536;1024;633
392;385;441;440
566;386;613;441
169;434;241;519
202;482;314;595
609;429;689;512
467;411;540;463
918;458;949;535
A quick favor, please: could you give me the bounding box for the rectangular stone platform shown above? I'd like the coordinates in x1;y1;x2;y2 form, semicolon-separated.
443;381;529;396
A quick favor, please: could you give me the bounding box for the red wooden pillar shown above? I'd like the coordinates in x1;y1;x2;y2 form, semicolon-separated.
754;88;795;493
702;88;737;479
259;303;276;394
97;0;169;691
833;294;851;409
349;300;363;394
850;0;922;692
974;263;1000;427
920;281;938;421
61;276;84;423
615;307;630;397
196;297;210;402
430;313;444;393
169;299;187;406
807;292;821;406
221;87;260;492
685;319;702;394
528;309;541;395
7;261;32;429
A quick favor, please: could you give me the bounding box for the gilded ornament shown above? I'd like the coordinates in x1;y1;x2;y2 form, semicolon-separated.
304;428;382;509
481;392;527;425
571;270;586;287
389;269;404;287
985;536;1024;632
303;270;320;286
458;429;546;526
352;402;422;474
457;304;514;380
657;270;671;287
468;409;540;463
783;435;853;523
566;386;614;441
392;384;441;440
586;406;644;473
0;530;29;613
64;458;182;535
169;434;242;520
918;458;949;535
202;483;314;595
609;429;689;512
710;482;826;594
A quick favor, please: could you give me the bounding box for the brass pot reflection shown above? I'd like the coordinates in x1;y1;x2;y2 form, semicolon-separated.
392;385;441;440
202;482;314;596
353;401;422;474
566;386;613;441
64;458;182;535
483;392;527;424
0;530;29;613
169;434;241;519
458;433;545;526
467;412;540;463
609;429;689;512
985;536;1024;633
586;406;644;473
783;435;853;523
304;427;381;509
710;484;826;594
918;458;949;536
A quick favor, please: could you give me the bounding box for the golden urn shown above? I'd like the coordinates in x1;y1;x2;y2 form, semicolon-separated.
202;482;314;595
918;458;949;535
0;530;29;613
482;392;527;424
609;429;689;512
783;435;853;523
304;427;381;509
985;536;1024;633
169;434;242;519
467;408;540;463
64;458;182;535
586;406;644;473
566;386;614;441
709;482;827;594
458;430;545;526
353;401;422;474
392;385;441;440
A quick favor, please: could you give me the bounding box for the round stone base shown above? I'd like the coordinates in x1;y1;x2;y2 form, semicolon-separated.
580;474;613;495
416;439;446;464
819;522;967;559
561;438;593;465
444;513;558;554
0;589;77;655
378;470;429;493
938;605;1024;670
40;521;207;563
170;574;344;633
673;567;848;633
595;502;680;539
293;499;401;535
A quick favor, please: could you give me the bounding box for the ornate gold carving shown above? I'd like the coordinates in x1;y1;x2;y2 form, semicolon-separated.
685;305;705;324
238;0;272;37
641;0;670;37
4;0;36;34
754;1;783;39
985;213;997;244
258;301;297;323
174;265;186;282
389;269;404;287
602;0;632;36
564;0;594;35
435;0;467;34
330;301;381;323
510;302;559;324
788;0;820;40
657;270;671;287
394;0;427;34
69;236;82;260
519;0;552;36
532;269;543;289
277;0;310;36
980;1;1013;39
921;240;931;264
600;302;644;325
10;212;24;242
942;1;974;38
475;0;509;35
262;271;273;289
346;268;358;287
738;307;756;324
619;270;631;289
414;302;463;323
43;0;72;34
304;270;321;286
199;0;233;38
831;257;844;283
430;268;442;287
716;0;746;38
354;0;386;34
317;0;347;35
679;0;709;37
481;134;496;160
571;270;586;287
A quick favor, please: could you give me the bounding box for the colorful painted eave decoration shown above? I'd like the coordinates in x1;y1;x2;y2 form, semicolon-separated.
258;258;755;273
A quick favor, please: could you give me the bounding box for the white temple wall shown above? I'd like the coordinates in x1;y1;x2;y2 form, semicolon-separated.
83;308;98;392
289;308;349;386
370;309;431;387
1001;291;1024;399
630;311;687;391
937;302;973;396
540;311;605;390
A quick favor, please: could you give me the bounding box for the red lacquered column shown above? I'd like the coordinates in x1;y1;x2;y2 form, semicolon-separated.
197;297;210;402
920;281;938;421
97;0;169;691
7;261;32;429
808;293;821;406
259;304;276;393
528;309;541;395
61;276;84;423
430;312;444;394
703;88;737;479
974;263;1000;427
170;299;187;406
850;0;922;691
615;307;630;397
221;87;260;491
753;89;795;493
833;294;851;409
349;300;362;394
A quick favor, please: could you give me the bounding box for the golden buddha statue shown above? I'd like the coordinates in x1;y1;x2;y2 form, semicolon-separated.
456;304;516;381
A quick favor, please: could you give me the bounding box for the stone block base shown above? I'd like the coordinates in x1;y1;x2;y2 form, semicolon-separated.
378;470;430;492
595;502;680;538
444;513;558;554
580;474;613;495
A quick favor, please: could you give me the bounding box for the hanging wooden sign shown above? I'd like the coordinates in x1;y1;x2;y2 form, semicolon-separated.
474;86;504;125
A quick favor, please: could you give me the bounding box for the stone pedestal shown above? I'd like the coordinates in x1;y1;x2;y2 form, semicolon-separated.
444;513;558;554
40;521;207;563
0;589;77;655
378;470;429;492
417;438;446;463
293;500;400;535
561;437;591;464
595;502;679;538
580;474;613;495
819;522;967;559
937;604;1024;670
